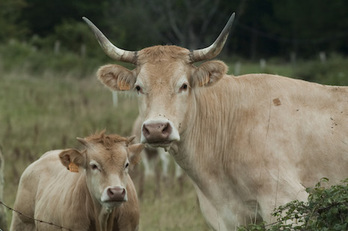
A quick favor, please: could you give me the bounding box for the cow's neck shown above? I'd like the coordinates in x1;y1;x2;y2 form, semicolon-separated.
90;197;118;231
173;77;241;193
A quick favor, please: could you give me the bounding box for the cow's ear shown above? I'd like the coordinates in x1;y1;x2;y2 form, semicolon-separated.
59;149;86;173
128;143;144;168
192;60;228;87
97;64;136;91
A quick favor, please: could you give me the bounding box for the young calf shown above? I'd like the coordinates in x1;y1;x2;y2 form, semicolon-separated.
10;131;143;231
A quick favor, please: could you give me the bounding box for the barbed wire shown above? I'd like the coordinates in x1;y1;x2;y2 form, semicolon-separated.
0;200;73;231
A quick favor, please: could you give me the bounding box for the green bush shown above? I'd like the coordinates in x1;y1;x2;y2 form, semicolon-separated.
238;178;348;231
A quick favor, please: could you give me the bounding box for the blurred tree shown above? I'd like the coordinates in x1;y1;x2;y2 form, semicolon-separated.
4;0;348;59
19;0;110;37
0;0;27;42
103;0;235;50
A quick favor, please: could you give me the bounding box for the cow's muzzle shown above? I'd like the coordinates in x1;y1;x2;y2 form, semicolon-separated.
141;119;180;147
102;186;127;204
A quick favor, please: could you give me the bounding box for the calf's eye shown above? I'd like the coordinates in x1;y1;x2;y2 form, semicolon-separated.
125;162;129;169
135;85;143;94
91;164;99;171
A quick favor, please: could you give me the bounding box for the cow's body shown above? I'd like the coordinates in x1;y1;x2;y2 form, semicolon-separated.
84;14;348;230
10;132;143;231
170;73;348;229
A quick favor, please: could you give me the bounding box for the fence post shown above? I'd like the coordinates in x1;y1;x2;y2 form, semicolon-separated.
234;62;241;76
54;40;61;55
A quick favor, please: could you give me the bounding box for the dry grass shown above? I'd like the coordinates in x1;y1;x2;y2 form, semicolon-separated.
0;70;209;230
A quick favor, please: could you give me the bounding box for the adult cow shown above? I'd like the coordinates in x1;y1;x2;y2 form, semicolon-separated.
10;131;143;231
84;14;348;230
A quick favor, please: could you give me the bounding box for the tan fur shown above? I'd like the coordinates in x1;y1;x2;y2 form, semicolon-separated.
95;45;348;230
10;132;143;231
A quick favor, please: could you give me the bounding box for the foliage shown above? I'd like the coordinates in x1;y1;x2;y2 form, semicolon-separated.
1;0;348;59
294;54;348;86
0;40;107;78
0;0;27;41
238;178;348;231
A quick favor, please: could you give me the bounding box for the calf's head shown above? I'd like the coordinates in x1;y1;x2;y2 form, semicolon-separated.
59;131;143;209
83;14;234;149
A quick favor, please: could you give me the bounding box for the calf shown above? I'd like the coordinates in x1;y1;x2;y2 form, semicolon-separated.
10;131;143;231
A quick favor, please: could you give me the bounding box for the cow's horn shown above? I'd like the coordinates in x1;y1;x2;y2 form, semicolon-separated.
82;17;137;64
190;13;235;62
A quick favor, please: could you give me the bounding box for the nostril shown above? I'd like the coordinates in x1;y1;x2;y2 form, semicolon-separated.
107;188;114;198
161;123;170;135
142;125;150;137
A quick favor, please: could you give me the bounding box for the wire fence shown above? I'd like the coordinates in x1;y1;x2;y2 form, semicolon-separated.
0;200;72;231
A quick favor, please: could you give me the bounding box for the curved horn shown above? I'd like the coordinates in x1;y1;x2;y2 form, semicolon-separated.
190;13;235;63
82;17;137;64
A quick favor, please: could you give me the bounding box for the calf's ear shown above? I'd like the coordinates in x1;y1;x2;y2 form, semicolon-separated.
59;149;86;173
97;64;136;91
192;60;228;87
128;143;144;168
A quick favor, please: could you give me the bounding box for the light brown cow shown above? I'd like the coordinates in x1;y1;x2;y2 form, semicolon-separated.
10;131;143;231
84;14;348;230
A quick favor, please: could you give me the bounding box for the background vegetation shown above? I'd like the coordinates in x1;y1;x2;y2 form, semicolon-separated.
1;0;348;60
1;0;348;230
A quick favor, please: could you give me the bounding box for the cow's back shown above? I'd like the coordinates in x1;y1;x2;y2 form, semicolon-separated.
10;150;77;230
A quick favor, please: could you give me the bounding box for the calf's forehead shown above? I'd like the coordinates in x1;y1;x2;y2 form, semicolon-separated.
87;143;128;168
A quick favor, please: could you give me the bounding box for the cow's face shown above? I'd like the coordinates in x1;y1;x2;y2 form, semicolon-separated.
59;134;143;210
84;14;233;150
98;46;227;150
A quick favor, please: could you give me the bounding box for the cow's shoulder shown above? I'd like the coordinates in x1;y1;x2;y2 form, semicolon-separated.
21;150;65;183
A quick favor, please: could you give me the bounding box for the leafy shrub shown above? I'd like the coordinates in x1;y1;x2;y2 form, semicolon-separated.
238;178;348;231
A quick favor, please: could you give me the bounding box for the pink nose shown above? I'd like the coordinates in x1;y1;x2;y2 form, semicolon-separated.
142;122;172;143
107;186;126;202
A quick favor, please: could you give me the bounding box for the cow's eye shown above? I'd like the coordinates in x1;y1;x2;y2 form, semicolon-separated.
125;162;129;169
179;83;189;92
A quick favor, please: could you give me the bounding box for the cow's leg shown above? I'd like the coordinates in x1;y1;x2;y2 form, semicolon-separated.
258;181;308;224
192;185;253;231
158;148;169;178
10;168;37;231
10;212;35;231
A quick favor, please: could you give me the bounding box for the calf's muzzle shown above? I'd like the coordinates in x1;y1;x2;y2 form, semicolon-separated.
106;186;126;202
